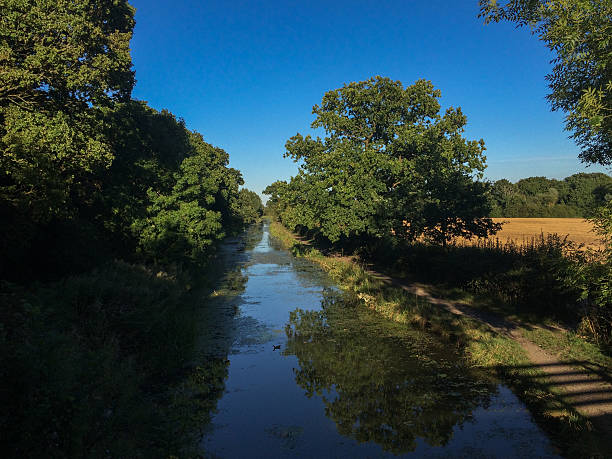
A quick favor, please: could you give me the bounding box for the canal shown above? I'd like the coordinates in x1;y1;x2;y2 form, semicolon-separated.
200;221;558;457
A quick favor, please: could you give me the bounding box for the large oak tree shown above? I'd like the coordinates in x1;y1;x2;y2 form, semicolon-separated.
273;76;499;246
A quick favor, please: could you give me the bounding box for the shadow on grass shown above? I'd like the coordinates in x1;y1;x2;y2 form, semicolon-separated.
0;223;263;458
494;360;612;457
498;360;612;418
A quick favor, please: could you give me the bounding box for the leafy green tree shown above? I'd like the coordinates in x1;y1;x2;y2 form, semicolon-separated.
489;179;521;216
0;0;135;109
516;176;555;196
235;189;263;224
489;173;610;217
515;177;563;211
591;199;612;248
538;187;560;207
263;180;290;218
0;0;136;276
0;2;250;455
564;172;612;214
480;0;612;165
284;134;388;242
280;76;498;246
0;0;135;220
135;132;244;264
418;172;501;247
558;201;612;345
94;101;192;255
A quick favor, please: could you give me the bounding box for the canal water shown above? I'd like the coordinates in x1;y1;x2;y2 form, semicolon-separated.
201;221;558;458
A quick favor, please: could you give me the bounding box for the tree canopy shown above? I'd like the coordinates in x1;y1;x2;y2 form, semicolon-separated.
268;76;499;247
0;0;136;222
1;1;259;455
235;188;264;224
480;0;612;165
0;0;256;277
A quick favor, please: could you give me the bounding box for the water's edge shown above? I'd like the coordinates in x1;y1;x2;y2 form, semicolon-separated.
199;221;559;458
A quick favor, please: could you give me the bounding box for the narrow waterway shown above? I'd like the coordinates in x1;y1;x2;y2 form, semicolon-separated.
201;221;559;458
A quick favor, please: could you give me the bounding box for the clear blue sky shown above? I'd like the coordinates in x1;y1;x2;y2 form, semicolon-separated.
129;0;609;199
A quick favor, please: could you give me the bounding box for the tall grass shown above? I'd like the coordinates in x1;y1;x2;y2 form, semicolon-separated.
370;233;611;348
0;261;228;458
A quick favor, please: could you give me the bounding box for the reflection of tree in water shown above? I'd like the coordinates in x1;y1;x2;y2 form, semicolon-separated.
242;221;265;251
285;291;496;455
166;357;230;454
168;225;258;454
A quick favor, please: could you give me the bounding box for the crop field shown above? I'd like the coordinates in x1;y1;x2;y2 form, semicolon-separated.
478;218;603;249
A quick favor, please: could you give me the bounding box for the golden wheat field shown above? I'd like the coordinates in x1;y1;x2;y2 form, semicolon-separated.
477;218;605;249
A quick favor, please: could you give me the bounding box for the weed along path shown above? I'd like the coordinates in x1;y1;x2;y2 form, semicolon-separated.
365;270;612;444
201;221;559;457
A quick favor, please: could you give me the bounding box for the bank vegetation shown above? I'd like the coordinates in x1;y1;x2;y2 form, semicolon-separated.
1;2;262;456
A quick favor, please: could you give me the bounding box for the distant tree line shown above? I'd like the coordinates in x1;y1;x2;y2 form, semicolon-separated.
489;173;612;218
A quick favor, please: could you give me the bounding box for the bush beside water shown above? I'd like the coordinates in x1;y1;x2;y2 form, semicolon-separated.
403;236;610;347
0;261;230;457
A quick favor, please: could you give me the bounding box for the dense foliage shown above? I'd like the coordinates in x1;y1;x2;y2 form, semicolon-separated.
0;1;264;278
0;1;262;456
0;263;230;457
266;76;611;347
235;188;265;224
266;76;500;248
480;0;612;166
489;172;612;217
1;0;609;454
1;0;135;259
1;94;261;278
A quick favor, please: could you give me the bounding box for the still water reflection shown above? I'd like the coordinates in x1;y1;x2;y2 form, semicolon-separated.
202;221;558;457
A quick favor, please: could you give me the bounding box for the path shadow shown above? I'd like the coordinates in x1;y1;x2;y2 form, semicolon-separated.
495;359;612;455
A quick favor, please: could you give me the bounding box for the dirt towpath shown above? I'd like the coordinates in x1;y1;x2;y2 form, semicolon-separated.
278;227;612;438
365;269;612;436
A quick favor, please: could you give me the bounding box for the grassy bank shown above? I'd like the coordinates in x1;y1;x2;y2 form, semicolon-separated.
365;230;611;349
0;260;233;458
269;220;610;457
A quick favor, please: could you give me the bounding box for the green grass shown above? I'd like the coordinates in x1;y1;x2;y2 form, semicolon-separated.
270;221;515;352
